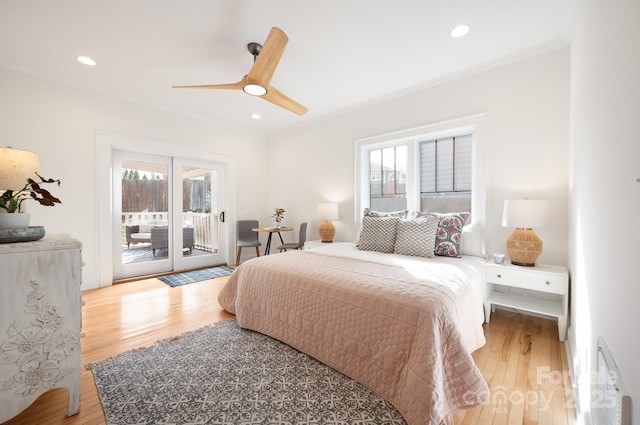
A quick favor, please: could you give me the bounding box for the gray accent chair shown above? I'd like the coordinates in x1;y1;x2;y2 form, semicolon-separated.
277;222;308;252
236;220;261;265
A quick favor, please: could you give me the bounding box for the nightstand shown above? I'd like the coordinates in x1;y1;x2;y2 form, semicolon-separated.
484;261;569;341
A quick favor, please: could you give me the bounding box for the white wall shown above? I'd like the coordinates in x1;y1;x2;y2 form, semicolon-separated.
570;0;640;423
268;48;570;266
0;68;269;289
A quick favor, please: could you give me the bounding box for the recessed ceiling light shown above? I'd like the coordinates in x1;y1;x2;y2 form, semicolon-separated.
251;113;261;120
76;56;97;66
450;24;471;39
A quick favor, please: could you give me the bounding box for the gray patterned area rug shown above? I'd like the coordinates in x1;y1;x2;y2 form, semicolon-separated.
88;319;406;425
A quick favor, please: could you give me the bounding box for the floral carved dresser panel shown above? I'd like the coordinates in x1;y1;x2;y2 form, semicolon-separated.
0;235;82;423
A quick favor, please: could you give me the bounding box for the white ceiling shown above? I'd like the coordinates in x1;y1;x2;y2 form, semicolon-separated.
0;0;571;134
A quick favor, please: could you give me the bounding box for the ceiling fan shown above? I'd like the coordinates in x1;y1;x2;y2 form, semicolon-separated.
173;27;308;116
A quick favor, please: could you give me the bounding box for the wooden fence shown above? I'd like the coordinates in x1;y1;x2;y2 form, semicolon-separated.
121;179;208;213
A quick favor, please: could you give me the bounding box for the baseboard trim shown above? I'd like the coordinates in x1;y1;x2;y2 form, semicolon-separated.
564;327;587;424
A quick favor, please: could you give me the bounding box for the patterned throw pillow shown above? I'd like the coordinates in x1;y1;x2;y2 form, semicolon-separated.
393;216;440;258
357;216;399;253
363;208;408;219
412;211;470;257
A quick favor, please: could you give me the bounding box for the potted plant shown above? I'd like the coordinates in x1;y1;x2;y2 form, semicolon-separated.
272;207;285;228
0;172;61;229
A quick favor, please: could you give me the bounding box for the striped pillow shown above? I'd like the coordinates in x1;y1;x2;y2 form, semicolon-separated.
363;208;408;218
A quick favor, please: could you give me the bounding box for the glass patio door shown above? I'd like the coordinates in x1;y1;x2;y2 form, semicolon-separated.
113;150;173;280
173;157;227;272
112;151;227;281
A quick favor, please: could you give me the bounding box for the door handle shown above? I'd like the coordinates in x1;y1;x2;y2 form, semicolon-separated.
220;211;225;223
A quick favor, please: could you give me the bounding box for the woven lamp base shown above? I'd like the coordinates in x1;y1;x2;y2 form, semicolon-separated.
318;220;335;243
506;228;542;267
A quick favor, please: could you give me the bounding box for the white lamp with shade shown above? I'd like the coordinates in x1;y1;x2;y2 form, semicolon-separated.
0;147;40;229
317;203;339;243
502;199;550;267
0;147;39;193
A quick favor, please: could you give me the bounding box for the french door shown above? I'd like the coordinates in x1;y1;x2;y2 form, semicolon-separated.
112;150;227;281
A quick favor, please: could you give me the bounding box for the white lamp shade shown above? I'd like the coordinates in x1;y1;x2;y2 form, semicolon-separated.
317;203;339;221
502;199;550;228
0;147;39;191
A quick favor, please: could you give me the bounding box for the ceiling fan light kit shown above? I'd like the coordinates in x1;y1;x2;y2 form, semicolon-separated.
173;27;307;115
243;84;267;96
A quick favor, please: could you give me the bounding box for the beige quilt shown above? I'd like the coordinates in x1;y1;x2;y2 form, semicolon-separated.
218;249;488;425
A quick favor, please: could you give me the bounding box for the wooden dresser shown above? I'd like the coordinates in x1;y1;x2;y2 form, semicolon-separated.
0;235;83;422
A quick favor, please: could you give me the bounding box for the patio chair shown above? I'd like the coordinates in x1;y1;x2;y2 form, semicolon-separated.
151;227;195;256
125;224;152;248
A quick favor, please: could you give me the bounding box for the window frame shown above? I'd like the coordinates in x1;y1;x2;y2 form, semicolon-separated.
354;113;486;236
368;144;408;206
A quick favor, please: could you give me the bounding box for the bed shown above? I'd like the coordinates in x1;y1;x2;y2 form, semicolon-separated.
218;240;489;425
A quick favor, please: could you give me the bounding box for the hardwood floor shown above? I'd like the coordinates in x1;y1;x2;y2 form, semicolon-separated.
2;277;576;425
454;310;577;425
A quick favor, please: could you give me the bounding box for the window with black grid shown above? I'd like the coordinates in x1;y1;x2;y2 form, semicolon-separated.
419;134;472;213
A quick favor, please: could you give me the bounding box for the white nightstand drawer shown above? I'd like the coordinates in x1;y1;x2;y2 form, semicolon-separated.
486;266;566;295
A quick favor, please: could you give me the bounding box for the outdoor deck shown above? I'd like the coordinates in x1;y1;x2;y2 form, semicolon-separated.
121;243;212;264
121;211;218;264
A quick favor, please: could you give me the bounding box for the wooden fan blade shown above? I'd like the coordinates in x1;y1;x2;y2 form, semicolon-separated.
263;85;308;116
172;78;246;90
247;27;288;86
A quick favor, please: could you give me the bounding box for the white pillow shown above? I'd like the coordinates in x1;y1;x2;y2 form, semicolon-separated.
138;224;152;233
393;216;439;258
460;221;485;258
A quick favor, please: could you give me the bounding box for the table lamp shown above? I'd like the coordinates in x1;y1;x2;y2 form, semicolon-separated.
317;203;338;243
0;147;40;230
0;147;39;192
502;199;550;267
